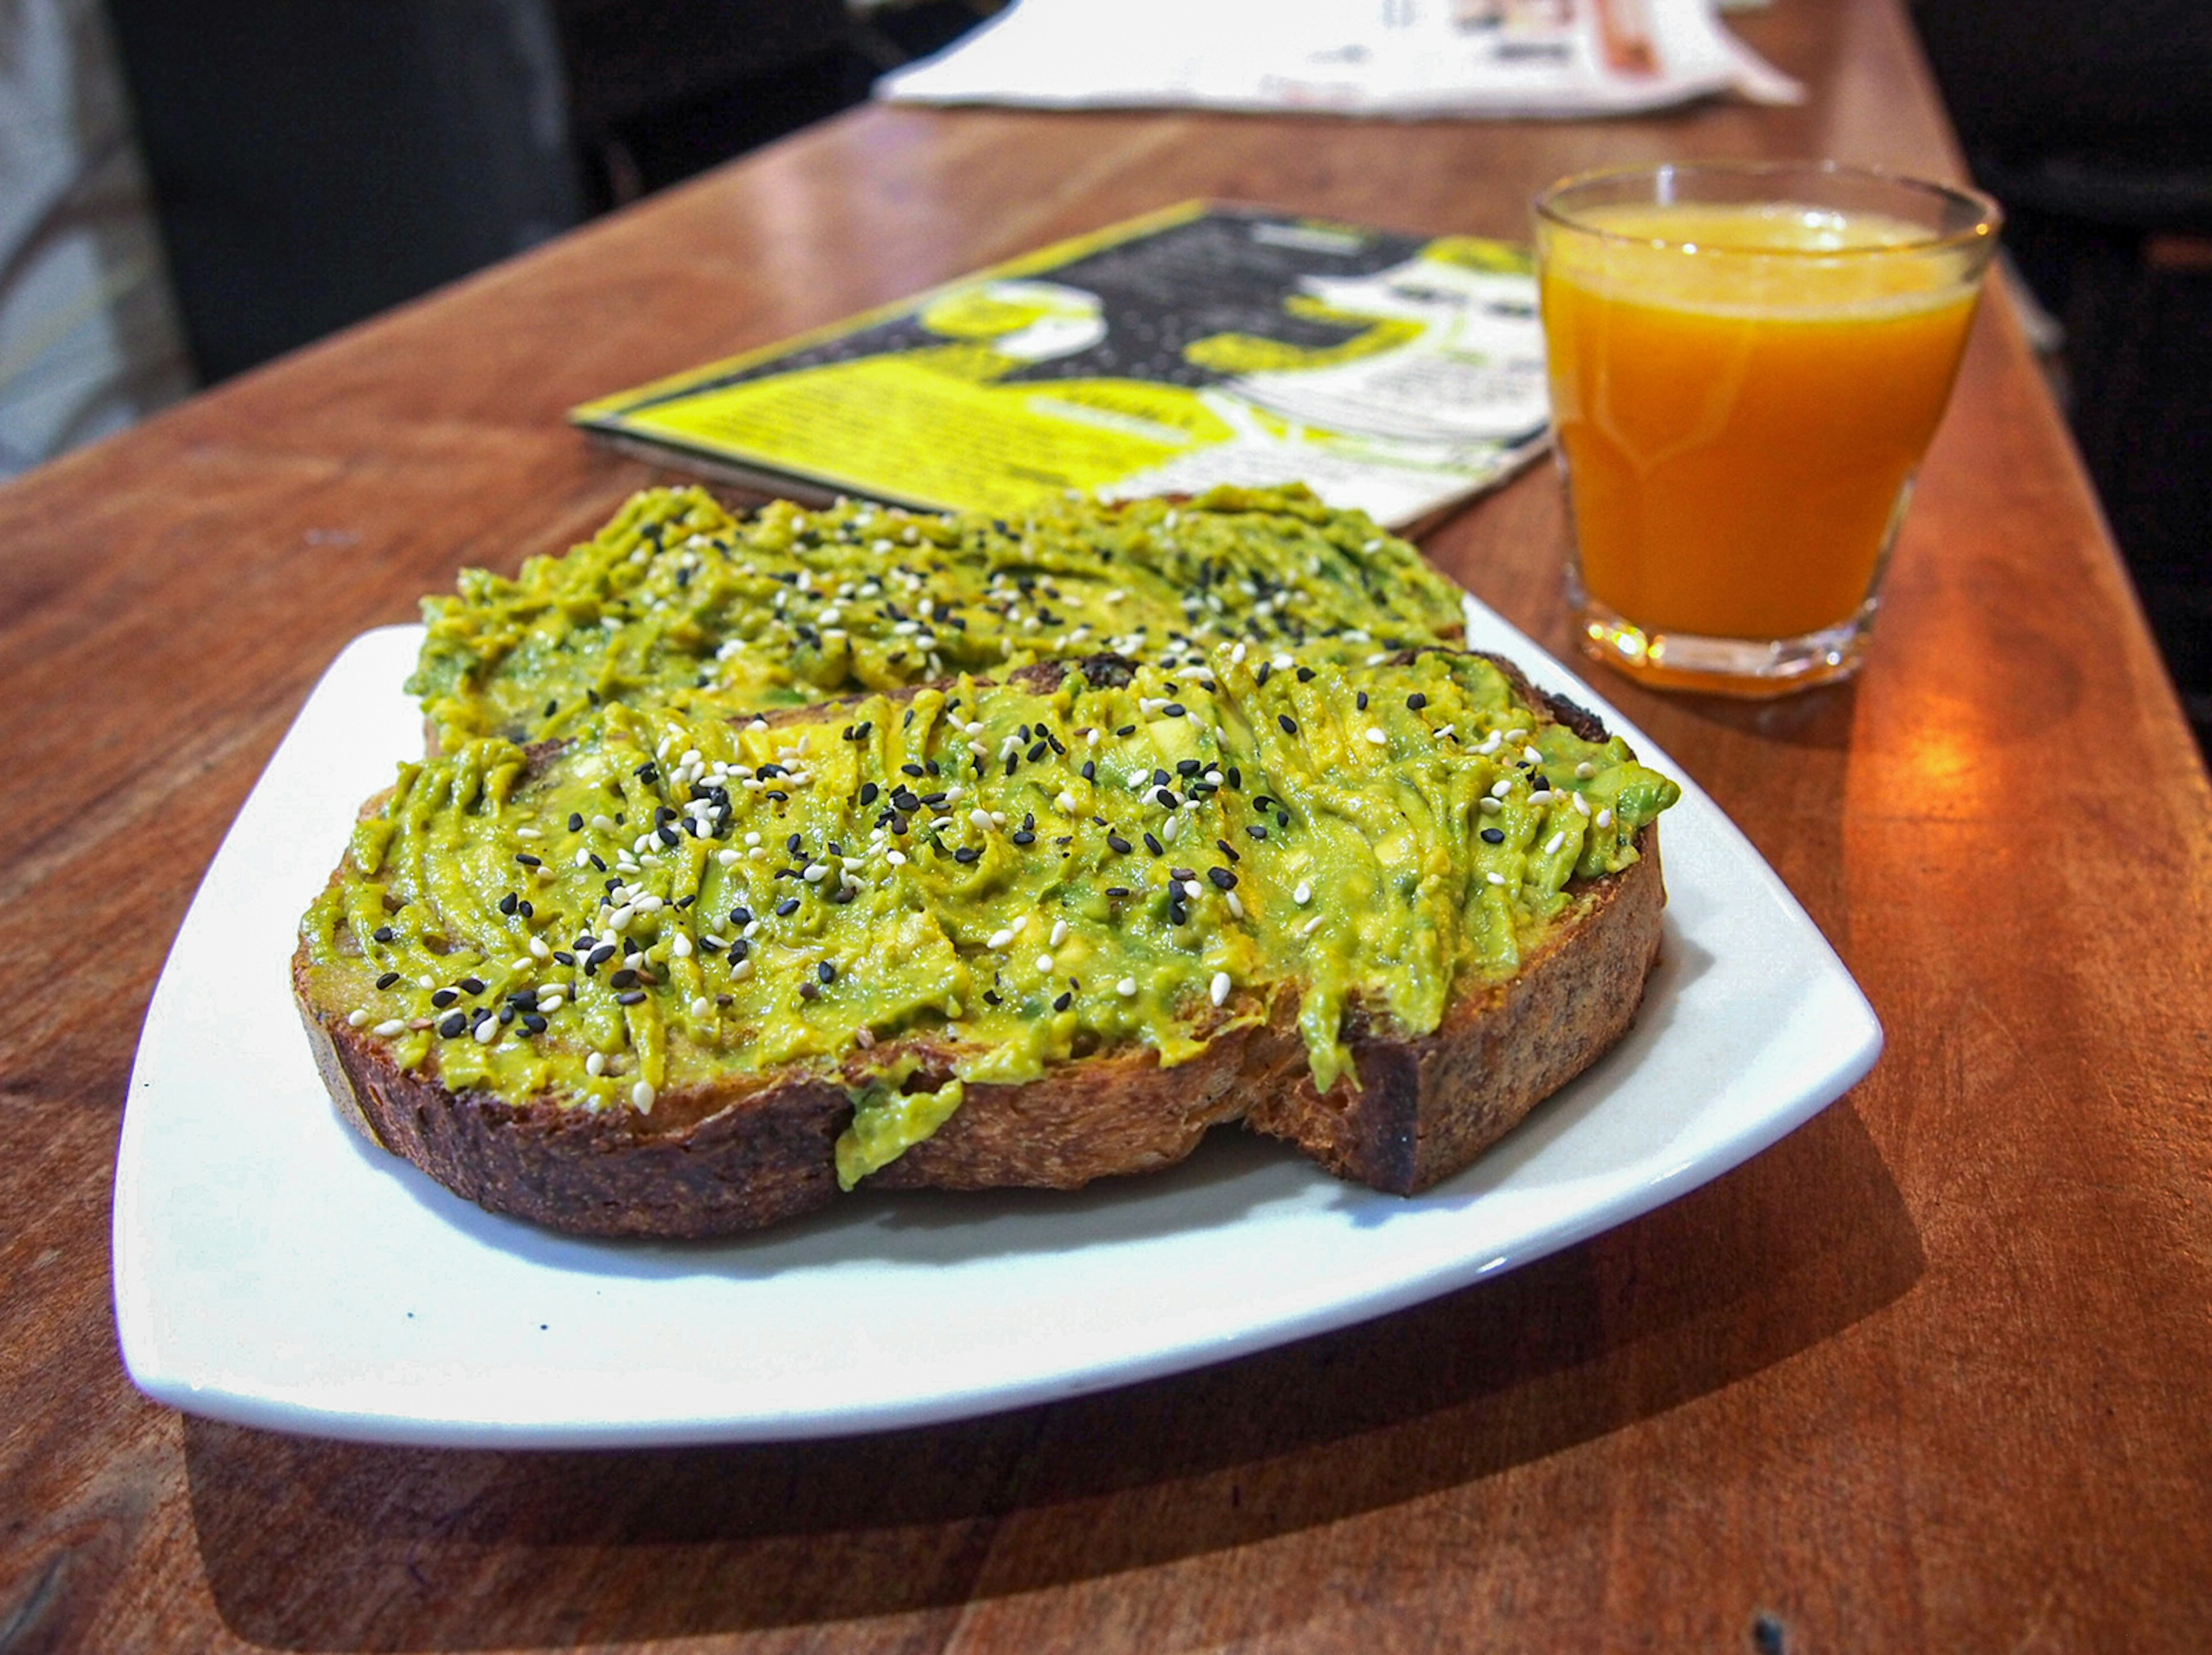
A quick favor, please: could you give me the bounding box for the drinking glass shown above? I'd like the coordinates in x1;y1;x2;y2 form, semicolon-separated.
1533;161;2001;695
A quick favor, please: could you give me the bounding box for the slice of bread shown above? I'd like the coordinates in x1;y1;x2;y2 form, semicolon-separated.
294;646;1676;1237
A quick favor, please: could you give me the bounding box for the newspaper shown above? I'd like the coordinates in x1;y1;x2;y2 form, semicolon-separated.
879;0;1799;119
574;203;1552;531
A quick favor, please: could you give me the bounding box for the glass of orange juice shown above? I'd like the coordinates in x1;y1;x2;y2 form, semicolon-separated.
1533;162;2001;696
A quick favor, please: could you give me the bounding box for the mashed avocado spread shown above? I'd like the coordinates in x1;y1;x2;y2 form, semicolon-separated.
302;645;1678;1186
409;484;1467;751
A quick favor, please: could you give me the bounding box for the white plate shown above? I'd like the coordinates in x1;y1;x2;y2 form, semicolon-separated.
113;607;1880;1448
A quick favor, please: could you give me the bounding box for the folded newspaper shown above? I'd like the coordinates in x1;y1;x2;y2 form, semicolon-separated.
878;0;1798;119
573;202;1551;531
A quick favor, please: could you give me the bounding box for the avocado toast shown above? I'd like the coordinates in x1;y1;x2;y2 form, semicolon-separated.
295;637;1679;1237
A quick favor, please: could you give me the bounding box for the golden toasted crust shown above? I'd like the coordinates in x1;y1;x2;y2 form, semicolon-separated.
299;662;1667;1234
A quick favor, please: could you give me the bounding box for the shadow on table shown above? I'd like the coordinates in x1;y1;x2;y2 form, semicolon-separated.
185;1099;1921;1652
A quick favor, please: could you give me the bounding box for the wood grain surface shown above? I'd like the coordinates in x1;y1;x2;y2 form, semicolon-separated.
3;0;2209;1649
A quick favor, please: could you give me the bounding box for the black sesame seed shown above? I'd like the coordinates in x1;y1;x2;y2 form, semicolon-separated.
588;945;618;967
611;968;639;989
1172;866;1197;882
1169;902;1188;926
729;906;752;926
854;722;872;739
1163;703;1187;718
798;982;820;1002
1278;714;1298;734
372;925;395;944
859;782;879;806
498;1006;515;1025
1027;741;1048;763
1153;788;1177;809
431;989;459;1008
953;846;981;865
1533;774;1551;792
1081;760;1096;781
1277;811;1289;828
568;812;585;832
617;990;647;1006
518;900;533;918
656;805;678;824
554;950;575;966
1153;768;1171;787
437;1013;467;1039
818;961;835;984
1053;991;1073;1012
1216;839;1240;863
786;833;802;854
1296;667;1315;683
1209;867;1237;890
522;1013;548;1035
764;789;787;802
589;854;607;872
1356;691;1369;710
983;990;1003;1006
1246;824;1268;840
1482;828;1506;844
1176;759;1201;777
1226;766;1242;789
902;763;926;778
1108;833;1132;854
1406;693;1427;711
459;976;486;995
1143;832;1164;857
635;763;658;784
1256;663;1272;686
730;938;750;961
1012;830;1036;846
776;897;800;917
498;892;518;915
657;825;679;846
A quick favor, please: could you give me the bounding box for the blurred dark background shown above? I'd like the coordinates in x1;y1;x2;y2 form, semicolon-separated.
4;0;2206;751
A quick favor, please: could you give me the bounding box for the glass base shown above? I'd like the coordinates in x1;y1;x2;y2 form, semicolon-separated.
1572;592;1875;698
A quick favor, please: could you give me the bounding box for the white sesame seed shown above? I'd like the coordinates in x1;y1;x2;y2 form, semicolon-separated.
1300;915;1323;937
855;1025;876;1049
1365;728;1387;746
1210;971;1231;1006
731;958;755;980
887;851;907;866
1529;790;1554;806
1433;725;1455;741
1596;808;1614;828
1545;832;1566;855
1575;762;1597;779
592;814;617;833
538;993;564;1012
347;1008;369;1028
990;811;1007;827
1573;792;1592;817
1366;652;1390;665
1117;976;1138;997
514;825;541;840
1294;881;1313;905
670;934;692;959
1086;729;1100;746
631;1080;656;1113
802;864;828;883
634;894;664;914
1226;892;1244;919
1049;919;1069;946
1182;879;1203;900
969;808;994;831
1487;871;1508;886
473;1018;499;1045
1490;779;1513;800
607;905;634;931
987;927;1015;950
529;937;552;960
1056;790;1078;814
1035;954;1055;974
1524;746;1544;765
585;1050;605;1077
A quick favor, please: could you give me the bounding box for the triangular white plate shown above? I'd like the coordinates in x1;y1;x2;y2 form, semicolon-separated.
115;604;1878;1446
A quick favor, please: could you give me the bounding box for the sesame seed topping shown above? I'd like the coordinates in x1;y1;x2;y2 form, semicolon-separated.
1278;714;1298;734
1210;971;1230;1006
1294;881;1313;905
1365;728;1387;746
1117;977;1138;997
631;1080;656;1113
1035;954;1055;974
1545;832;1566;855
1596;808;1614;828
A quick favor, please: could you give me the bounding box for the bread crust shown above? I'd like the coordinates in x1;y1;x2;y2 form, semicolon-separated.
297;660;1667;1235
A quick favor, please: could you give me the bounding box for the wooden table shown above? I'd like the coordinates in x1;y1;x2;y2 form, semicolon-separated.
5;1;2208;1648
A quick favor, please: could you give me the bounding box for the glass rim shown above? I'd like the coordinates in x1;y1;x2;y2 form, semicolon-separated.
1533;160;2003;257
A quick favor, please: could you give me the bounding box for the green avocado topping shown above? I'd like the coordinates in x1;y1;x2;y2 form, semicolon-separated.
408;483;1467;752
302;646;1679;1184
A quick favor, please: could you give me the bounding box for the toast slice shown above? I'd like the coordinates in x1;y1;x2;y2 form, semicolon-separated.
296;646;1677;1237
407;483;1468;752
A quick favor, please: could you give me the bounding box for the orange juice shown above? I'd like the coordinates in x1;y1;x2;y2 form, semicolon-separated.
1539;199;1988;653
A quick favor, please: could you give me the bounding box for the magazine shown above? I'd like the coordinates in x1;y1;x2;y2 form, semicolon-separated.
572;202;1551;531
